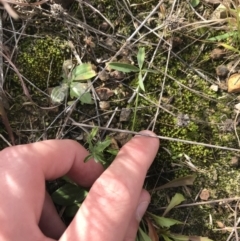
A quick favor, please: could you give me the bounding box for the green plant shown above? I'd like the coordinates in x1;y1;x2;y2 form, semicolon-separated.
51;60;96;104
84;126;118;166
208;5;240;46
108;47;158;130
138;193;213;241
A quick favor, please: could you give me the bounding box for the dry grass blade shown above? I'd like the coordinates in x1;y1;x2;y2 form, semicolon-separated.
150;175;196;192
71;121;240;152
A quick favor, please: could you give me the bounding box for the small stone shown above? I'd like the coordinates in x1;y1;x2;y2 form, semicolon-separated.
120;48;130;56
200;188;210;201
110;137;119;150
95;87;114;101
105;38;114;47
234;103;240;111
230;156;239;167
210;48;225;60
99;101;110;110
100;22;109;31
119;108;132;122
216;65;229;78
210;84;218;92
114;132;132;147
227;73;240;93
176;113;190;127
110;70;125;80
216;221;225;229
98;70;109;81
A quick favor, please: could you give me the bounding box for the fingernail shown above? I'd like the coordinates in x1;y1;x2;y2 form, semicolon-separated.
136;201;149;221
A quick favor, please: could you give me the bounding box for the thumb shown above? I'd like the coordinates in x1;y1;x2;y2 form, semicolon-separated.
123;189;150;241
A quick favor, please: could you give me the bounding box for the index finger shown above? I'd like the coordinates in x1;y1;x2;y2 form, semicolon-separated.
61;130;159;241
2;139;104;187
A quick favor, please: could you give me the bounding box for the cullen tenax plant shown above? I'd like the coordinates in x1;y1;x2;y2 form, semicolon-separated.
51;60;96;105
108;47;158;130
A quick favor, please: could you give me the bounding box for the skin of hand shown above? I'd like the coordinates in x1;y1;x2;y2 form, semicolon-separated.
0;130;159;241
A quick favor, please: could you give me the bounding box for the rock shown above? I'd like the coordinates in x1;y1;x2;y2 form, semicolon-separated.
114;132;132;147
176;113;190;127
100;22;109;31
216;65;229;78
227;73;240;93
95;87;114;100
98;70;109;81
99;101;110;110
210;84;218;92
200;188;210;201
119;108;132;122
210;48;225;60
110;70;125;80
230;156;239;167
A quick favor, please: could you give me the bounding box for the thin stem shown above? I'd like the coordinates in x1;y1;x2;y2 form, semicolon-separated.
132;90;139;131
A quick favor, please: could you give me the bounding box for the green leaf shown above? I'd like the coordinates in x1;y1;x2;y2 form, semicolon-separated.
148;213;182;228
51;183;88;205
138;227;152;241
108;62;139;73
137;47;145;69
95;139;112;153
190;0;200;7
107;149;119;155
72;63;96;81
153;175;196;191
208;32;237;42
70;82;88;98
93;153;105;164
51;84;68;103
218;43;240;54
89;127;98;140
64;203;81;217
162;234;173;241
163;193;185;216
168;233;190;241
80;92;94;104
138;72;145;91
70;82;93;104
142;68;159;74
84;154;93;163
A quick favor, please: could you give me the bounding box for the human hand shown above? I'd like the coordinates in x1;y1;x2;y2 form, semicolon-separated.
0;130;159;241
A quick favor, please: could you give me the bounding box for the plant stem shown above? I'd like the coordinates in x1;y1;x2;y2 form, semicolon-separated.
131;89;139;131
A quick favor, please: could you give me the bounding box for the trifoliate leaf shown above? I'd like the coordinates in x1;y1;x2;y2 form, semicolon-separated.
51;84;68;103
72;63;96;81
